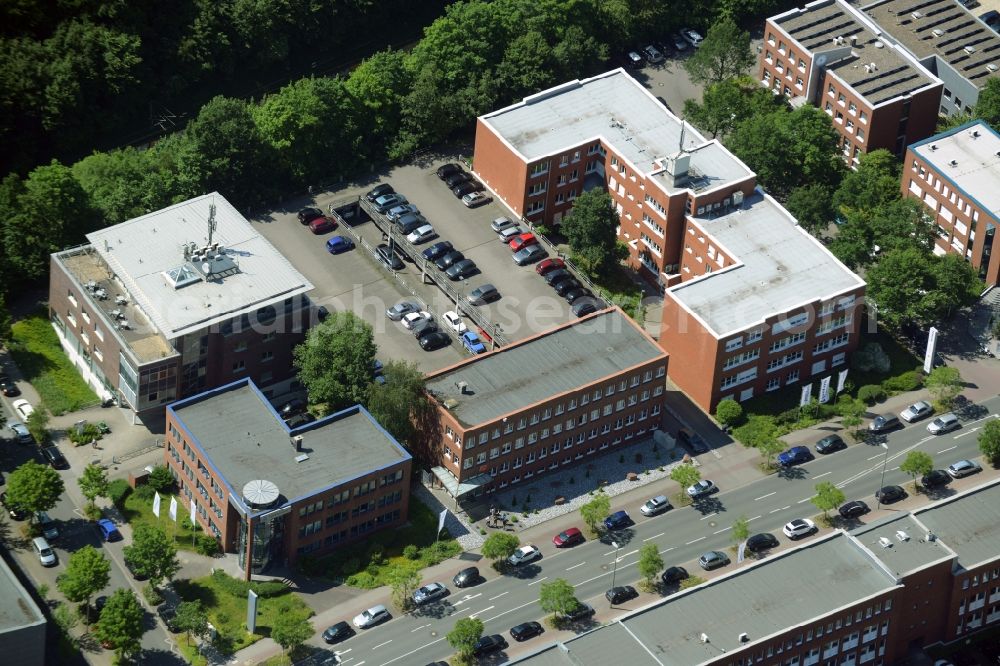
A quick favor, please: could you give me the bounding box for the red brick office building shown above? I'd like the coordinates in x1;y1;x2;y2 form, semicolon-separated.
903;120;1000;285
165;379;411;576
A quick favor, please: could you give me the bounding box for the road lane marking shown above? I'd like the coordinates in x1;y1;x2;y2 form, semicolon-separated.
867;453;885;461
451;607;470;616
373;640;392;649
769;508;782;514
699;512;718;521
489;591;509;600
643;532;665;541
527;577;548;586
661;546;675;552
336;649;352;656
685;536;706;545
781;506;791;511
937;445;956;454
565;562;586;571
797;497;812;503
452;593;481;606
376;638;444;666
813;471;831;479
483;599;539;624
713;527;729;535
469;606;494;618
748;515;762;522
411;624;430;632
754;492;776;501
621;549;638;559
954;429;978;439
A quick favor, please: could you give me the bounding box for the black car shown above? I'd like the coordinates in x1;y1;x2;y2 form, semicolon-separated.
553;278;581;296
376;243;405;270
563;287;591;303
365;183;394;202
436;163;463;180
322;621;354;644
746;533;779;554
559;602;595;623
839;500;870;519
42;446;69;470
452;181;482;198
279;398;306;418
453;567;482;588
419;331;452;351
573;298;601;317
661;566;689;584
435;250;465;270
544;268;574;286
86;596;108;623
510;621;544;642
297;207;323;224
875;485;906;503
445;172;472;188
157;605;181;632
422;241;454;261
412;319;440;338
815;434;846;454
445;259;478;280
285;412;316;428
676;427;709;454
473;634;507;656
1;492;27;521
0;378;20;397
605;585;638;604
921;469;951;488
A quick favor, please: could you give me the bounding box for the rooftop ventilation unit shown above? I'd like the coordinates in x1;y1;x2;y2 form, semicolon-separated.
930;144;938;151
970;129;982;138
851;35;858;45
965;45;977;54
895;530;910;541
933;29;944;37
295;453;309;463
700;633;710;644
456;381;469;394
292;435;303;451
739;633;750;643
911;11;923;19
874;41;884;48
950;160;959;166
926;532;937;542
733;191;745;205
443;398;459;410
242;479;280;508
878;537;893;548
989;64;999;72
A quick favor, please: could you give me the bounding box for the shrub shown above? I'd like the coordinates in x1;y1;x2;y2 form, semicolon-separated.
345;572;377;588
67;423;102;446
858;384;886;405
107;479;131;507
774;407;802;426
881;370;923;394
733;415;779;448
714;399;744;427
143;583;164;606
147;465;175;492
403;545;419;560
134;483;157;501
852;343;890;374
195;535;220;556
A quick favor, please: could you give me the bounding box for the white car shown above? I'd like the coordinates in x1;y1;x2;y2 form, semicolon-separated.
643;45;664;64
406;224;437;244
686;479;717;498
508;544;542;566
12;399;34;420
498;226;524;243
462;191;492;208
947;459;981;478
782;518;817;540
900;401;933;423
927;413;960;435
442;311;468;334
352;604;390;629
640;495;672;516
401;311;432;330
682;28;704;47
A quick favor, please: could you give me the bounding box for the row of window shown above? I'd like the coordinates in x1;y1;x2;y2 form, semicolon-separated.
296;510;402;556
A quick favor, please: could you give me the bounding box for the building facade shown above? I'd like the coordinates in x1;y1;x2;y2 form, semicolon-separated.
164;379;411;576
760;0;942;164
903;120;1000;285
0;556;46;666
424;308;668;501
49;194;317;420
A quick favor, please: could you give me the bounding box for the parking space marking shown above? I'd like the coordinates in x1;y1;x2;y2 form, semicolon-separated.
469;606;494;618
489;591;510;600
643;532;665;541
565;562;586;571
452;593;481;606
937;445;957;454
686;536;706;545
813;471;831;479
411;624;430;633
527;577;548;586
699;512;718;521
754;492;775;501
372;640;392;650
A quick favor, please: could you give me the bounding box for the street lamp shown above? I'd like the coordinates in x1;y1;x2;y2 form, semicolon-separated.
875;440;890;510
609;541;621;606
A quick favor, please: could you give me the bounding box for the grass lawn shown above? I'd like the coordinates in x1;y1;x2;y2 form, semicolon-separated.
121;491;217;554
8;313;98;414
590;264;646;325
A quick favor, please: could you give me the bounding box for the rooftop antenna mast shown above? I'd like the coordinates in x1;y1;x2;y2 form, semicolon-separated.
207;202;217;247
678;120;686;154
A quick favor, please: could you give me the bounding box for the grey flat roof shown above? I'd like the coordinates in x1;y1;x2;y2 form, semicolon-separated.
850;513;953;577
912;120;1000;220
775;0;938;105
425;308;666;428
170;381;409;506
864;0;1000;88
0;556;45;634
480;69;754;195
667;191;864;337
513;533;897;666
915;479;1000;568
84;193;313;339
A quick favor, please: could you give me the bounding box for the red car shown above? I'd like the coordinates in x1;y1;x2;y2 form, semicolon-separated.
509;233;537;252
536;257;565;275
552;527;584;548
309;216;337;234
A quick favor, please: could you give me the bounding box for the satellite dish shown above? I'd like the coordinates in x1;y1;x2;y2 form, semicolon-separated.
202;262;212;274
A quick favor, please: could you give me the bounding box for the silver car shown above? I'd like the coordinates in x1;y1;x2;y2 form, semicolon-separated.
927;413;960;435
385;301;419;321
491;217;517;233
412;582;448;605
352;604;390;629
640;495;672;516
900;401;933;423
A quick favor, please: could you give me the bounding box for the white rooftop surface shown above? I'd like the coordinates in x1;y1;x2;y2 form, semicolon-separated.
481;69;754;193
912;121;1000;221
668;191;864;337
87;193;313;339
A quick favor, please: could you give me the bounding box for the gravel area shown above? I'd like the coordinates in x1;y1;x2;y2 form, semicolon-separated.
412;483;485;551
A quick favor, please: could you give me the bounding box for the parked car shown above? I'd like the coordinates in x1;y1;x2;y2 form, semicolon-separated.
572;298;601;317
453;181;482;197
544;268;574;286
509;233;537;252
536;257;566;275
927;413;961;435
8;422;32;444
463;191;492;208
445;259;478;280
445;171;472;188
96;518;122;542
624;50;644;68
279;398;306;418
563;287;591;303
407;224;437;244
386;203;419;221
782;518;817;540
553;278;582;297
508;544;542;566
373;193;407;214
435;250;465;270
42;446;69;470
419;331;452;351
677;427;709;454
397;214;428;235
869;414;901;433
746;533;779;554
297;207;323;224
33;536;57;567
412;582;449;605
422;241;453;262
778;446;812;467
442;311;467;333
947;459;981;478
410;319;439;339
499;226;524;243
461;331;487;354
643;45;665;63
921;469;951;488
436;163;463;180
553;527;584;547
681;28;704;46
670;33;689;51
510;621;543;642
376;243;405;270
815;434;846;454
468;284;500;305
661;566;689;584
473;634;507;657
1;492;27;520
12;399;34;420
325;235;355;254
687;479;717;498
558;602;595;623
308;216;337;234
875;485;906;503
157;604;181;632
386;301;420;321
604;510;632;531
605;585;638;604
900;400;933;423
453;567;482;588
285;412;315;428
36;511;59;540
352;604;390;629
640;495;672;517
513;244;547;266
0;378;20;397
699;550;730;570
491;217;517;233
365;183;393;202
322;621;354;644
838;500;870;519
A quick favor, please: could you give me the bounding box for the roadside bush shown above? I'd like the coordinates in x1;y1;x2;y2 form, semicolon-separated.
852;343;890;374
195;535;221;557
108;479;132;507
67;423;102;446
403;545;419;560
858;384;886;405
209;570;287;598
345;572;377;588
143;583;164;606
134;483;157;501
732;415;779;448
147;465;176;493
881;370;923;395
714;399;744;428
774;407;802;426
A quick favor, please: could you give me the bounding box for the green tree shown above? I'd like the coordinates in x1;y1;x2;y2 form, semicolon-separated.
25;407;49;444
94;588;143;660
831;199;935;270
900;450;934;491
365;360;432;447
147;465;175;492
173;600;209;646
539;578;578;619
974;78;1000;128
683;75;786;138
561;189;625;274
494;31;557;102
812;482;846;520
71;147;174;226
925;366;963;409
731;515;750;546
758;438;785;471
123;524;180;588
447;617;485;660
867;249;980;329
785;184;834;233
0;293;12;344
481;532;520;563
979;419;1000;465
714;399;743;428
387;565;421;612
346;50;412;153
636;542;664;590
832;149;901;216
579;491;611;535
57;545;110;623
77;463;109;510
669;463;701;501
270;612;314;654
294;311;377;412
683;17;754;85
6;460;64;517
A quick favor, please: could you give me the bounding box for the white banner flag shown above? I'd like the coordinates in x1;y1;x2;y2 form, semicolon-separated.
836;368;849;394
169;496;178;522
737;540;747;563
924;327;939;373
437;508;448;536
818;376;832;404
190;499;197;526
799;383;812;407
152;491;161;518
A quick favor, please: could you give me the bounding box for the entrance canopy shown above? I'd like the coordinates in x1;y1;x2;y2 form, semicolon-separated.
431;466;492;498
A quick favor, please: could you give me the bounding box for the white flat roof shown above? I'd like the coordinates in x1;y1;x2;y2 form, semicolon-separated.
668;191;864;337
86;193;313;339
912;120;1000;222
480;69;754;194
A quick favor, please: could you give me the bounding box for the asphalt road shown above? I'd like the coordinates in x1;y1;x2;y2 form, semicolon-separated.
309;395;1000;666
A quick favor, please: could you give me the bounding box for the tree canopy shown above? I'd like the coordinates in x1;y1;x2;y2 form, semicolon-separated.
448;617;485;659
94;588;144;660
365;360;432;448
539;578;578;617
57;545;110;620
270;613;314;654
811;481;845;518
867;249;981;329
481;532;520;562
683;18;754;86
683;76;786;139
294;311;378;412
979;420;1000;465
579;491;611;534
6;460;64;516
561;189;626;274
123;524;180;588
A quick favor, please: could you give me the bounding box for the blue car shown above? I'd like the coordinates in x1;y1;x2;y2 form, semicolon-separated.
461;331;487;354
96;518;122;542
603;510;631;531
326;235;355;254
778;446;812;467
